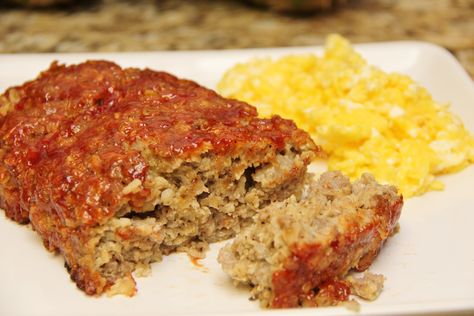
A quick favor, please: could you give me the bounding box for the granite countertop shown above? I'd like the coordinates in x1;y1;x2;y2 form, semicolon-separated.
0;0;473;78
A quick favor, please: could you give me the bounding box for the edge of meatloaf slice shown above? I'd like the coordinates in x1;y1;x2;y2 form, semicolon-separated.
0;60;318;296
218;171;403;308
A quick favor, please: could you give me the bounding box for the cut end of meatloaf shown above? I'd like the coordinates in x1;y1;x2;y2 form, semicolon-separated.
0;60;318;296
68;147;314;296
218;171;403;308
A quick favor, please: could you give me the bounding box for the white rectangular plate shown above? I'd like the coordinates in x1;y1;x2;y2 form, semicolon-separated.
1;42;474;316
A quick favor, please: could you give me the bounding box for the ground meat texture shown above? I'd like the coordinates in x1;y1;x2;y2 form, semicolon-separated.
218;171;402;308
0;60;318;296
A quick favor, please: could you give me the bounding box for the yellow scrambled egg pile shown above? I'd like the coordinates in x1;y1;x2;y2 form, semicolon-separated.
218;35;474;197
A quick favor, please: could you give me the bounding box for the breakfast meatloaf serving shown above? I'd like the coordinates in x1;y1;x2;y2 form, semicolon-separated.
218;171;402;308
0;60;318;296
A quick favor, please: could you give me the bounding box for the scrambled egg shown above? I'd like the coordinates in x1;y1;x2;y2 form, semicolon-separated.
218;35;474;197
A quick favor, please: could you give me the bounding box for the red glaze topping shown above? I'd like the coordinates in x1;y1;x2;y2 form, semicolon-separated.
0;61;314;228
271;194;402;308
318;279;351;302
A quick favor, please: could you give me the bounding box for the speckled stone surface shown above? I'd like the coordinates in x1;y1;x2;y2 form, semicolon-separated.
0;0;473;77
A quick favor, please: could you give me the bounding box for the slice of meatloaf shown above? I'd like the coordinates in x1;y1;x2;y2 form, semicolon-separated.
0;60;318;296
218;171;402;308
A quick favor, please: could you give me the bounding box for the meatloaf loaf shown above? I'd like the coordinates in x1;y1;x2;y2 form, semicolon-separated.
218;171;402;308
0;60;317;296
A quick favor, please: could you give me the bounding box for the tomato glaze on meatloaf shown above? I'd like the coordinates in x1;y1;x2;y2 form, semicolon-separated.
218;171;402;308
0;60;318;296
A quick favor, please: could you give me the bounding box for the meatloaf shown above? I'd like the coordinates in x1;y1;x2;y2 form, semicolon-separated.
218;171;402;308
0;60;317;296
